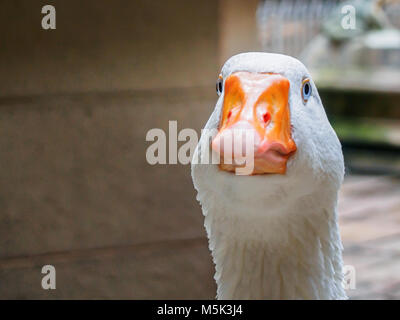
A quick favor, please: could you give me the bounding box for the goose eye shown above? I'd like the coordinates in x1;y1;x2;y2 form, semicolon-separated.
216;75;223;96
301;79;312;102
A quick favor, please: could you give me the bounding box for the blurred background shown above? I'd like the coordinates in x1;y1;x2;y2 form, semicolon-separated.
0;0;399;299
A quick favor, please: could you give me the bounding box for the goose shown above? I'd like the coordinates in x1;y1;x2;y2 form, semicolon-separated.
191;52;347;300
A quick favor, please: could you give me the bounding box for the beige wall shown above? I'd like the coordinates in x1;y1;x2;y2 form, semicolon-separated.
0;0;261;299
0;0;219;96
0;88;217;299
0;0;220;299
218;0;261;66
0;0;261;96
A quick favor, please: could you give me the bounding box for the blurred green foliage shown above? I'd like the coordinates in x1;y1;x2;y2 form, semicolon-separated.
332;117;388;142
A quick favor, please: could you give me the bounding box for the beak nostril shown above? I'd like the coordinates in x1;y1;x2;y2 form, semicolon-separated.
263;112;271;123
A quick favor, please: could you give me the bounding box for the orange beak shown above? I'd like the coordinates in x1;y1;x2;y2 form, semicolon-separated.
212;71;297;175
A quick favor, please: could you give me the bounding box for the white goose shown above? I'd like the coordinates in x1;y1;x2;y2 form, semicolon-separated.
191;52;347;300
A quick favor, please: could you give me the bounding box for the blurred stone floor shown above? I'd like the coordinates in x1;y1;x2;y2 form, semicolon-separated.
339;175;400;299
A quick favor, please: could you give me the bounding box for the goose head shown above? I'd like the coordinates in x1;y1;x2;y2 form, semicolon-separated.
192;52;344;215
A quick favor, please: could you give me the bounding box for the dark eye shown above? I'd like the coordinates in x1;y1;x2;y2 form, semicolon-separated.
301;79;312;102
216;75;223;96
